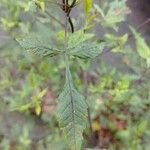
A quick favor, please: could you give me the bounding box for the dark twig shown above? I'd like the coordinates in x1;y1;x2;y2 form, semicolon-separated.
61;0;77;33
70;0;77;8
68;17;74;33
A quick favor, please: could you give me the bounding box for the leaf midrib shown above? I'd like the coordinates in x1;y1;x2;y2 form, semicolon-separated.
67;72;77;150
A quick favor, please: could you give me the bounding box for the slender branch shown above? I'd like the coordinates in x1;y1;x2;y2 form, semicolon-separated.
64;0;69;77
68;17;74;33
67;0;77;33
136;18;150;31
83;71;93;134
61;0;76;33
128;17;150;38
45;10;65;27
70;0;77;8
82;0;93;135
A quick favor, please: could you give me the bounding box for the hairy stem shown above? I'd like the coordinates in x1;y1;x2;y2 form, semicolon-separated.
64;3;71;75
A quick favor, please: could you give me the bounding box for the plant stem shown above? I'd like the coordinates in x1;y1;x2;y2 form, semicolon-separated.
84;8;93;137
84;72;93;134
63;2;71;82
63;2;93;145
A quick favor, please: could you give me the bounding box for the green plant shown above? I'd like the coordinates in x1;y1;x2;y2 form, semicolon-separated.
17;0;104;149
1;0;150;150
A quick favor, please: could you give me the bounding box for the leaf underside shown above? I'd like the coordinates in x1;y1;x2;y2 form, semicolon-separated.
70;42;105;59
57;69;88;150
17;34;61;57
67;30;105;59
17;30;105;60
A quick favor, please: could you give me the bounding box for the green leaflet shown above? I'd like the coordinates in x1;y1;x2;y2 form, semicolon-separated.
57;68;88;150
68;30;94;49
104;33;128;53
67;30;104;59
17;34;62;57
69;42;105;59
130;27;150;67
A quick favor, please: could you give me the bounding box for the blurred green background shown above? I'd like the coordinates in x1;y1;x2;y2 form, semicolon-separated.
0;0;150;150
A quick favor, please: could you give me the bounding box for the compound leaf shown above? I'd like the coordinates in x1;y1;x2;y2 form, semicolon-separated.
57;68;88;150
